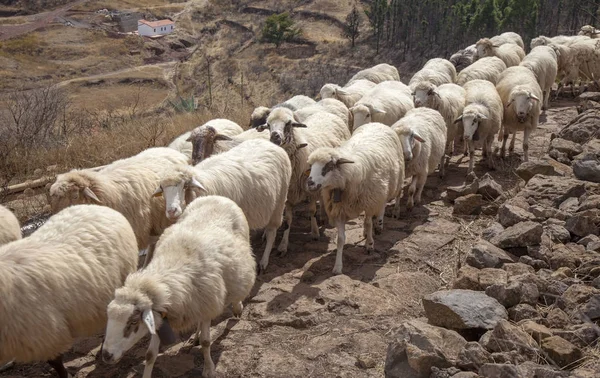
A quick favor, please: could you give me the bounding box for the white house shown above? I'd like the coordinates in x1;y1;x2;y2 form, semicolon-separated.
138;19;175;37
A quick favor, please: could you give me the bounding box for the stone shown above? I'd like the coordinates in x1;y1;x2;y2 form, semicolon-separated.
477;173;503;200
541;336;583;368
485;281;539;307
479;363;520;378
453;373;480;378
489;350;524;364
548;244;585;270
517;362;569;378
385;319;467;378
530;205;571;221
573;153;600;183
466;240;515;269
531;259;550;270
543;224;571;243
541;281;570;305
478;268;508;290
557;108;600;143
453;265;482;290
577;195;600;212
516;159;561;183
517;175;587;208
559;197;579;213
571;361;600;378
553;323;600;349
588;240;600;252
454;194;487;216
544;308;571;329
430;366;462;378
482;223;505;242
559;284;600;310
503;262;535;277
480;320;539;358
356;354;377;369
580;294;600;320
490;221;543;249
550;138;584;158
497;204;536;227
422;290;508;331
446;180;479;202
520;320;553;342
456;342;491;371
508;304;540;322
578;234;600;247
593;276;600;289
566;214;600;237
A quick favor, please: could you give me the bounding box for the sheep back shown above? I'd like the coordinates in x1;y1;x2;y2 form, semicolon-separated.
0;205;21;245
457;57;507;86
352;81;414;128
409;58;457;90
346;63;400;85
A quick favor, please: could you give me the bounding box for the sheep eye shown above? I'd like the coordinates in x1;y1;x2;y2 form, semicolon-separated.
304;169;311;176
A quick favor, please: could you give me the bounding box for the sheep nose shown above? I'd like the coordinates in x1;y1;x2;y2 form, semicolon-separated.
102;350;113;362
307;178;315;186
270;133;282;145
167;208;178;218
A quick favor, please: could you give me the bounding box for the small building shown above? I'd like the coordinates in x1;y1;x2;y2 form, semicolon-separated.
138;19;175;37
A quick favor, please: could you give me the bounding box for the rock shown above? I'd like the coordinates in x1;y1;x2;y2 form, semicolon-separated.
588;240;600;252
517;175;587;208
158;353;195;376
516;159;561;183
454;194;487;216
482;223;505;242
530;205;571;221
446;180;479;202
593;276;600;289
557;108;600;143
480;320;539;358
573;153;600;183
466;240;515;269
543;224;571;243
578;234;600;247
456;342;491;371
479;363;520;378
553;323;600;349
548;244;585;270
356;354;377;369
577;195;600;211
517;362;569;378
453;265;481;290
503;262;535;277
509;304;540;322
422;290;508;331
565;214;599;237
385;319;467;378
580;294;600;320
544;308;571;329
559;284;600;310
485;281;539;307
544;218;567;226
551;267;574;280
520;320;553;342
477;174;503;200
509;273;549;293
541;336;583;368
481;202;499;216
490;221;543;249
478;268;508;290
541;281;569;305
571;361;600;378
430;366;462;378
559;197;579;213
489;350;523;364
497;204;536;227
550;138;584;158
453;373;480;378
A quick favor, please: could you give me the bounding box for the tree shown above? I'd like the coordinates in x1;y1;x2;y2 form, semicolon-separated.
344;4;362;48
260;12;302;48
365;0;388;54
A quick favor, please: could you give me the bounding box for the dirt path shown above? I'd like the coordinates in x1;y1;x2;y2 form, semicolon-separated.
0;101;578;377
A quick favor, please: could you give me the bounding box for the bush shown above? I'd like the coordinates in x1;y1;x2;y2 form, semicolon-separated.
260;12;301;48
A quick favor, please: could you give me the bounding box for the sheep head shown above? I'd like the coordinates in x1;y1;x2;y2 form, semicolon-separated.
306;147;354;192
260;107;306;147
350;103;385;131
49;171;101;213
103;279;175;365
475;38;497;59
530;36;550;49
457;108;488;141
393;125;425;162
506;89;539;123
188;125;232;165
320;83;339;99
249;106;271;128
412;81;439;108
154;166;205;220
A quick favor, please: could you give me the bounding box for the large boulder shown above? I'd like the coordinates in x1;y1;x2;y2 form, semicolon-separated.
480;320;540;360
573;152;600;183
497;204;536;227
466;240;516;269
516;159;561;183
550;138;584;159
558;108;600;144
516;175;587;208
541;336;583;368
490;221;543;249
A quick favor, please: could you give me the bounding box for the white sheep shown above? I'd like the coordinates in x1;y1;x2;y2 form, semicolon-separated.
520;46;558;110
530;35;590;49
350;81;414;131
0;205;20;245
496;66;543;162
102;195;256;378
392;108;446;209
0;204;138;378
320;79;376;107
456;56;507;86
475;38;526;67
187;126;269;165
450;44;477;72
579;25;600;38
294;98;350;127
306;122;404;275
153;138;291;273
408;58;457;90
412;81;466;159
346;63;400;85
552;39;600;96
456;80;503;173
167;119;242;161
490;32;525;49
258;107;351;256
49;147;189;265
249;95;316;128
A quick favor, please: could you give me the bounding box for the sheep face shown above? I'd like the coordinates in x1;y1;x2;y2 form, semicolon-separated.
49;173;101;213
320;84;337;99
153;178;204;220
249;106;270;128
507;90;539;123
260;108;306;147
459;112;487;141
306;155;353;192
475;39;495;59
530;36;549;49
188;126;232;165
350;104;384;130
395;127;425;162
412;85;437;108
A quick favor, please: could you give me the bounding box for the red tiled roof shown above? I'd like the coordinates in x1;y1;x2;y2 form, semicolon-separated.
138;19;174;28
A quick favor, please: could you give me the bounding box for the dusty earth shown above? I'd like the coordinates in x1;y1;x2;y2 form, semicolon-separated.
0;100;578;378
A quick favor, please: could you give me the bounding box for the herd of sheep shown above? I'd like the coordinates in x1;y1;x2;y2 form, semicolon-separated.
0;25;596;378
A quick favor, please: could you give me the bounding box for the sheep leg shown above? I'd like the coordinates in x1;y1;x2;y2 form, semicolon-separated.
439;153;445;178
500;128;509;158
0;360;15;373
374;206;385;235
523;127;531;162
200;321;215;378
414;172;427;205
364;216;374;253
393;186;405;219
509;131;516;154
233;301;243;318
187;323;201;347
142;334;160;378
276;203;293;255
406;177;418;211
309;199;319;240
47;355;69;378
486;137;495;169
467;139;475;174
333;220;346;275
259;227;277;273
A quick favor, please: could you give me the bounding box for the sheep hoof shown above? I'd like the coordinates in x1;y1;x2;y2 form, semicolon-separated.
257;261;268;274
374;227;382;235
310;232;320;241
366;244;374;254
332;266;343;275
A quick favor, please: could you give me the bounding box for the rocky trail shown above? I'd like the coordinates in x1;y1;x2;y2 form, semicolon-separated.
2;98;600;378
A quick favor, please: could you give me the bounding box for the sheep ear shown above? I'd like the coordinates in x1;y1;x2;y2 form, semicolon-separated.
256;124;268;132
529;93;540;102
336;158;354;165
292;122;307;128
413;133;426;143
433;89;441;97
492;44;499;48
506;99;514;108
152;186;163;198
336;88;349;96
185;135;193;142
214;134;232;141
142;309;156;335
297;143;308;149
477;113;488;120
83;187;101;203
189;177;206;191
454;115;463;124
371;107;386;115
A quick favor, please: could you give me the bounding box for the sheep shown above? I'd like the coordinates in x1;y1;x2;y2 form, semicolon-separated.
102;195;255;378
294;98;350;127
520;46;558;110
320;79;376;108
475;38;526;67
412;81;466;159
346;63;400;85
456;57;507;86
579;25;600;38
306;122;404;275
0;204;138;378
391;108;446;210
188;126;269;165
350;81;414;131
167;119;242;161
495;66;543;162
408;58;457;90
530;35;591;49
450;44;477;72
0;205;20;245
553;39;600;96
456;80;503;173
258;107;351;257
249;95;316;128
490;32;525;49
49;147;189;265
153;139;291;273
